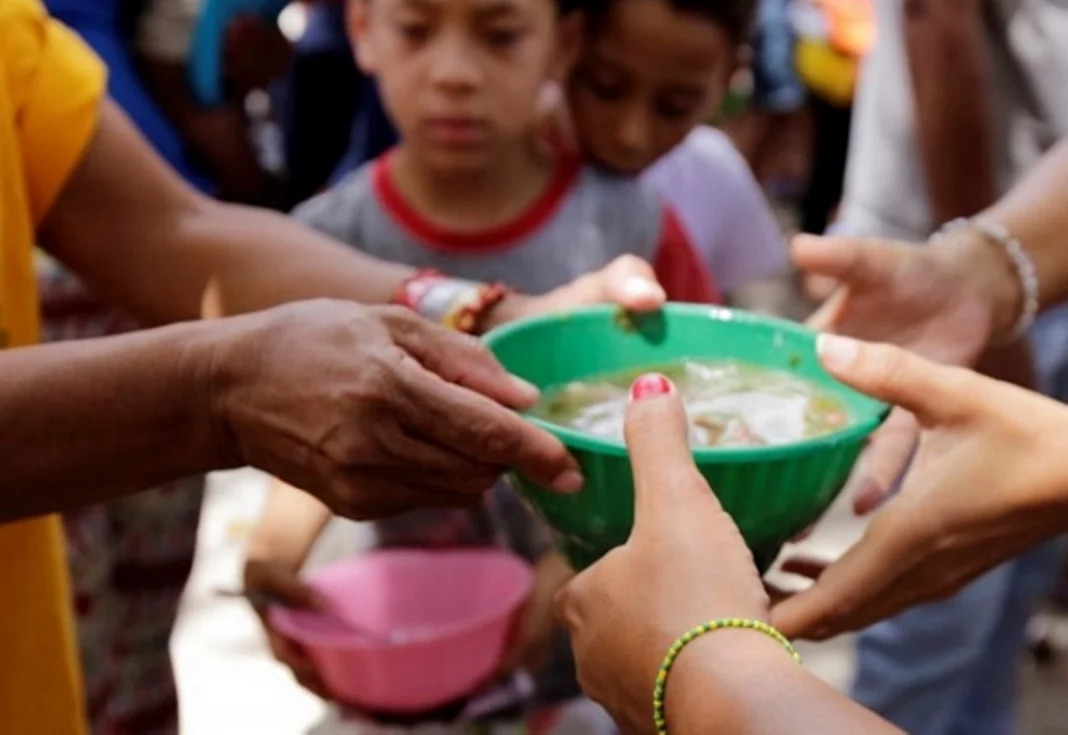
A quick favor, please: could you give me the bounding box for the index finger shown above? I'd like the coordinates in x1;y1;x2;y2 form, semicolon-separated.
396;360;583;494
791;234;912;290
380;306;540;409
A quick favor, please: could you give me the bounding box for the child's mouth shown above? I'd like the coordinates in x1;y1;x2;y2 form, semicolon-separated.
424;118;488;146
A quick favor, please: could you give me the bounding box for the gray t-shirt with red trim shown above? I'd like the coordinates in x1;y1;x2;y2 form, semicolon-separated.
293;154;719;303
292;154;716;714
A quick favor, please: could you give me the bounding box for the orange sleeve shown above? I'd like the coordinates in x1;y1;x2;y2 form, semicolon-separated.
653;207;724;304
0;0;106;224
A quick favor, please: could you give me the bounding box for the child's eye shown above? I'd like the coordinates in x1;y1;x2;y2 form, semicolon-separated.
484;26;524;48
584;74;624;100
397;22;431;43
655;100;697;120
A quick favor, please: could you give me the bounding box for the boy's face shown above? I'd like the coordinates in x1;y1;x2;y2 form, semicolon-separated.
569;0;737;176
351;0;574;172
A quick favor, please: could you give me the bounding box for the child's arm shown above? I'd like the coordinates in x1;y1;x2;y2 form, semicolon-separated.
244;478;332;618
245;478;333;590
244;479;335;698
491;484;574;674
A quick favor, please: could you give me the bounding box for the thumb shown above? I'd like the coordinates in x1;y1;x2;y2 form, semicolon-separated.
791;234;910;289
816;334;970;425
624;374;719;521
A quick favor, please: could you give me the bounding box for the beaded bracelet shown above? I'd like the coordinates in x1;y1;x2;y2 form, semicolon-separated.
392;269;510;334
653;618;801;735
933;217;1039;345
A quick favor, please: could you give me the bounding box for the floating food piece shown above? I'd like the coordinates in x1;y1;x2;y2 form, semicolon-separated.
533;359;851;448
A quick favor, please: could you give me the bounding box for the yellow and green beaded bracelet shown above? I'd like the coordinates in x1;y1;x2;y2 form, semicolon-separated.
652;618;801;734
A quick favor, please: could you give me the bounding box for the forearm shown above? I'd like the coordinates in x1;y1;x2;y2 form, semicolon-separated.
0;321;235;521
906;0;997;223
247;479;333;571
666;634;902;734
983;138;1068;310
42;102;413;325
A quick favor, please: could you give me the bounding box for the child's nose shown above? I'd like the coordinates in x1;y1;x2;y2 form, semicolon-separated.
615;106;652;155
429;33;482;90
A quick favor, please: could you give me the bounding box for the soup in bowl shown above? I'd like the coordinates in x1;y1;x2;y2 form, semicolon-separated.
484;304;889;571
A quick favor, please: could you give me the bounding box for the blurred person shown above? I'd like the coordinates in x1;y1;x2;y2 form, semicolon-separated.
812;1;1068;732
134;0;291;204
329;0;798;315
568;0;799;316
720;0;809;193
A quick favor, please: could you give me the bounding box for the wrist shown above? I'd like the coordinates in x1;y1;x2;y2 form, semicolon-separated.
180;315;260;471
934;226;1023;342
665;630;799;731
392;270;514;334
477;292;535;334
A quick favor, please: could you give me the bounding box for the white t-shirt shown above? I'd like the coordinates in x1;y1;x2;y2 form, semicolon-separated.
642;126;788;294
837;0;1068;241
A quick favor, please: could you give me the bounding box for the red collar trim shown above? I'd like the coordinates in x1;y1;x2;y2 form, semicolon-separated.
372;150;580;253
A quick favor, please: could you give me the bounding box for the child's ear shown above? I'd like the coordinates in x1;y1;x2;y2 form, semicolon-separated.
551;10;585;82
348;0;378;73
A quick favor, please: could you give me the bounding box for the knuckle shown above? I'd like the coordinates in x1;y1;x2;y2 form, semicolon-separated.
476;419;523;458
866;343;910;395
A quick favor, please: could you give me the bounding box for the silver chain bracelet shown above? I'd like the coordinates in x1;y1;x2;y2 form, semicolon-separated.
933;217;1039;344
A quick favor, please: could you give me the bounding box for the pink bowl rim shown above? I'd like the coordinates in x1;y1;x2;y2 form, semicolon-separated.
269;548;535;651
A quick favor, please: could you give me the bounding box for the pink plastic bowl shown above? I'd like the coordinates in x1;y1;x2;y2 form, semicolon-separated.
270;549;534;713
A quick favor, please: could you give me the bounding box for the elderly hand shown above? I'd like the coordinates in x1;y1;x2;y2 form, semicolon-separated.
772;335;1068;641
207;300;583;519
555;374;768;734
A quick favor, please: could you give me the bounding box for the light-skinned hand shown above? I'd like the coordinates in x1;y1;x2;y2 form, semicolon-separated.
773;334;1068;640
555;373;768;734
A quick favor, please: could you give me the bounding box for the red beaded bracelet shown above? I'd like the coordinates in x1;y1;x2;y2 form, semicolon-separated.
392;269;510;334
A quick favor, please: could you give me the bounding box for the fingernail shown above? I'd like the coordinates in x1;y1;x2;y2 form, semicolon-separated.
510;375;540;403
622;276;665;302
817;334;859;371
629;373;674;402
853;479;887;515
552;469;584;494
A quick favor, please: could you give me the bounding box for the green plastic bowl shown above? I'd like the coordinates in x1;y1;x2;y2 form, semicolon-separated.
484;304;889;572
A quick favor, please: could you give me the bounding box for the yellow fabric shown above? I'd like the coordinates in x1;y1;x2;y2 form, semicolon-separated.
0;0;105;732
796;38;859;108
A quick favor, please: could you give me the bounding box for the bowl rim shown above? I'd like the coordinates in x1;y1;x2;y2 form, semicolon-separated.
484;303;890;463
269;549;535;651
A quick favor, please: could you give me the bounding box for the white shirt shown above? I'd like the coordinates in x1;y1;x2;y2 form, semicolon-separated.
837;0;1068;241
642;126;789;294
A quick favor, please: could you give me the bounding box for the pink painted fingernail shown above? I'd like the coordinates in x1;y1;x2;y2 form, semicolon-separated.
629;373;674;402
